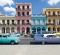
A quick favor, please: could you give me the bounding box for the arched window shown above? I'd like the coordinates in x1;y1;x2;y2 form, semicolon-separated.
6;27;10;33
18;12;20;16
57;27;60;32
22;12;25;16
42;27;45;31
11;27;15;32
48;27;51;31
17;27;20;32
2;27;5;33
53;27;56;32
32;27;36;34
26;27;30;34
53;11;55;16
37;27;41;33
48;19;51;23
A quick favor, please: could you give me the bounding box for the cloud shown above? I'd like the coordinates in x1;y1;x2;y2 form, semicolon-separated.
48;0;60;5
4;7;16;15
0;0;14;6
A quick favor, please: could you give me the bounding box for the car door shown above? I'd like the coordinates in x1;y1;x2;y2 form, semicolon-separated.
0;35;3;43
45;35;55;43
2;35;9;43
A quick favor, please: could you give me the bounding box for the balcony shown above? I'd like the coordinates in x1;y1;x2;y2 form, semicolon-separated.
46;23;55;25
0;23;16;26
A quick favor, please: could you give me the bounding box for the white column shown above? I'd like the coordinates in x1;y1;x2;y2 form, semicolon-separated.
10;28;11;33
10;20;12;24
0;20;2;24
25;20;27;24
15;27;17;32
5;20;7;24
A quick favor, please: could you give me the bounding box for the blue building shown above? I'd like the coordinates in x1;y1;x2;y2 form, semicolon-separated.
30;14;47;34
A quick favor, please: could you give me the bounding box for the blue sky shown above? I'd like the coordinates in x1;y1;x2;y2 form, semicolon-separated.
0;0;60;16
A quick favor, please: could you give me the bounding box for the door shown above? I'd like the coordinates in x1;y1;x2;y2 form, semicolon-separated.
2;35;9;43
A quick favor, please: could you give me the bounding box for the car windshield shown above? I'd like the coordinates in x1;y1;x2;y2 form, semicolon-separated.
47;35;56;37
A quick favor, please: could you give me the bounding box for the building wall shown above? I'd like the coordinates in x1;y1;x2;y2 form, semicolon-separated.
31;15;47;34
16;3;32;34
42;8;60;33
0;16;17;33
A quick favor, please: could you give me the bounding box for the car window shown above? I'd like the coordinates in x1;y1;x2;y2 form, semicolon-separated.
3;35;7;38
0;35;2;37
47;35;56;37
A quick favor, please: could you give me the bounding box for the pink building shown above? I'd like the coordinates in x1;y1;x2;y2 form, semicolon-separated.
16;3;32;34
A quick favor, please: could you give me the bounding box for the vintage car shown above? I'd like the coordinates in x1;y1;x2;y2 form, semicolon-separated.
0;34;20;45
34;34;60;44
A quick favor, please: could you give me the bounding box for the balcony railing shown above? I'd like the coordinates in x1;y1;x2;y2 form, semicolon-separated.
46;23;55;25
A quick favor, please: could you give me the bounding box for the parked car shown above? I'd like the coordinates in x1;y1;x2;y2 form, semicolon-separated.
34;34;60;44
0;34;20;45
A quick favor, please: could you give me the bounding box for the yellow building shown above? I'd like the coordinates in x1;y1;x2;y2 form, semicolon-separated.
42;8;60;33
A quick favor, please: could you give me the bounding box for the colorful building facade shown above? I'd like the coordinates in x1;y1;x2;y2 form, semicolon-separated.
16;3;32;34
42;8;60;33
30;14;47;34
0;12;17;33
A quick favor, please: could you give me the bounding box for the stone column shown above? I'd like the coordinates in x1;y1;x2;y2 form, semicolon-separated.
10;28;11;33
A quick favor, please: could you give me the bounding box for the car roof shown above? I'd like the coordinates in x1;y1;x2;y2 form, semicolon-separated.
43;34;56;36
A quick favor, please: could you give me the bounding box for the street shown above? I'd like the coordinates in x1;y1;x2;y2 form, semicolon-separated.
0;45;60;55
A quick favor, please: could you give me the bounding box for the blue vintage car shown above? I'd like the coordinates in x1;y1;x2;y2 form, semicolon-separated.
0;33;20;45
34;34;60;44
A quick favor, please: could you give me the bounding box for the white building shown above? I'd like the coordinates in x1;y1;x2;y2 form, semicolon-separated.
0;12;17;33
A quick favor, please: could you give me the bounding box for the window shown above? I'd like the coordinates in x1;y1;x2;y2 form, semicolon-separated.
3;35;7;38
22;6;24;10
57;27;60;32
17;20;20;24
27;12;29;16
27;20;29;24
27;6;29;9
53;11;56;16
22;20;25;25
2;20;5;24
0;35;2;37
48;19;51;23
58;11;60;16
48;11;50;16
12;20;14;24
48;27;51;31
47;35;56;38
22;12;25;16
18;12;20;16
7;20;9;25
18;6;20;9
58;20;60;25
17;27;20;32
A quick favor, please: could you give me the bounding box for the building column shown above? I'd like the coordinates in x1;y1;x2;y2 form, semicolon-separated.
15;27;17;32
10;20;12;24
10;28;11;33
5;20;7;24
20;20;22;25
36;28;37;34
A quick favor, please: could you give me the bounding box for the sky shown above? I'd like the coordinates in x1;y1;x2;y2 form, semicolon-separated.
0;0;60;16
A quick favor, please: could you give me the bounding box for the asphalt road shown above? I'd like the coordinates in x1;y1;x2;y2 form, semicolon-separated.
0;45;60;55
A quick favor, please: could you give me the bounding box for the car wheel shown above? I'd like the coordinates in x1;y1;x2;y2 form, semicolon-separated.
10;41;15;45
